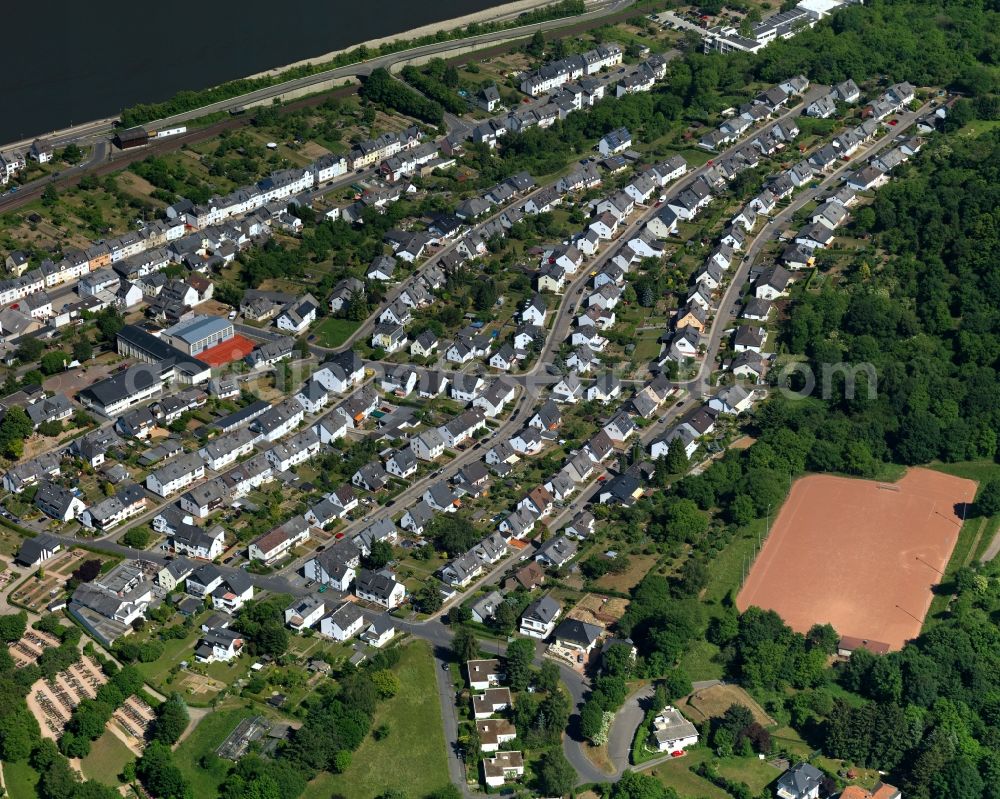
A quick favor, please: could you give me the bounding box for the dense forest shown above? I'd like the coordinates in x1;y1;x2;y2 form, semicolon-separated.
767;131;1000;467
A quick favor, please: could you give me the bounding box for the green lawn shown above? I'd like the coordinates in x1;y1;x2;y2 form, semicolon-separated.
79;729;135;785
174;707;257;797
134;627;202;686
633;329;664;363
958;118;1000;138
716;755;781;792
313;317;360;348
930;458;1000;485
302;641;451;799
647;748;729;799
3;758;40;797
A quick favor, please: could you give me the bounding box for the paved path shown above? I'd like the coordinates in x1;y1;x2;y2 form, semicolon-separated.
979;521;1000;562
606;684;655;775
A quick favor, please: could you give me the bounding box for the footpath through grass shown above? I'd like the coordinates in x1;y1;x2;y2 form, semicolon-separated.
302;640;450;799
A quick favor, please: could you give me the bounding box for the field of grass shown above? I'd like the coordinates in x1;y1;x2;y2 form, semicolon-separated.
958;118;1000;138
0;525;24;557
716;756;781;792
3;759;40;797
313;317;360;348
929;459;1000;485
594;553;660;593
79;729;135;785
174;707;258;796
134;627;202;687
705;517;767;606
680;683;774;727
647;748;729;799
631;329;664;364
302;641;450;799
769;724;813;758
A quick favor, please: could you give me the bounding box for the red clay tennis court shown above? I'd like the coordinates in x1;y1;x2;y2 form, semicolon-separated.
736;468;977;650
197;334;256;367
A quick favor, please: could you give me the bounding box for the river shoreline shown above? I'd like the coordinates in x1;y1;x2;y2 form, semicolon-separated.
245;0;560;80
1;0;568;146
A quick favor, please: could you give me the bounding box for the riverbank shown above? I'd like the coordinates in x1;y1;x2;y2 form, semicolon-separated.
246;0;561;80
116;0;594;128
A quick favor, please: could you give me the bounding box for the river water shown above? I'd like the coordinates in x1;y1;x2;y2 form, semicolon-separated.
0;0;507;143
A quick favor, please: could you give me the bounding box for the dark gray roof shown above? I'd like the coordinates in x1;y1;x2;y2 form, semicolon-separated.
522;594;561;625
554;618;602;647
776;763;823;796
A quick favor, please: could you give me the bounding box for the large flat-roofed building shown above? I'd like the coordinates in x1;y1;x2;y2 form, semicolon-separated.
116;324;212;384
161;315;234;356
79;362;170;417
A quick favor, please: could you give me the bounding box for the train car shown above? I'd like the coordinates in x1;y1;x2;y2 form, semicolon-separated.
151;126;187;139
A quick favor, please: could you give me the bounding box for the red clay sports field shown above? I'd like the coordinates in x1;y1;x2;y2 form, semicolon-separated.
196;333;256;367
736;468;977;651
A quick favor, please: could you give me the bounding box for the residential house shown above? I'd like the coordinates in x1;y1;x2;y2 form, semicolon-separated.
520;595;562;639
248;516;311;564
170;520;226;561
410;330;439;358
424;481;461;513
651;706;699;754
553;618;603;653
603;412;637;443
472;687;513;720
775;763;823;799
709;384;755;415
598;127;632;156
285;597;326;632
535;536;578;569
208;572;254;614
400;500;434;535
304;548;358;592
551;374;584;404
441;552;484;587
755;265;792;300
320;603;366;641
80;483;147;531
412;428;446;461
597;473;644;506
35;482;86;522
354;568;406;609
564;511;596;540
194;628;244;664
477;719;517;753
146;453;205;498
353;461;390;492
733;325;766;353
482;751;524;788
371;323;408;354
